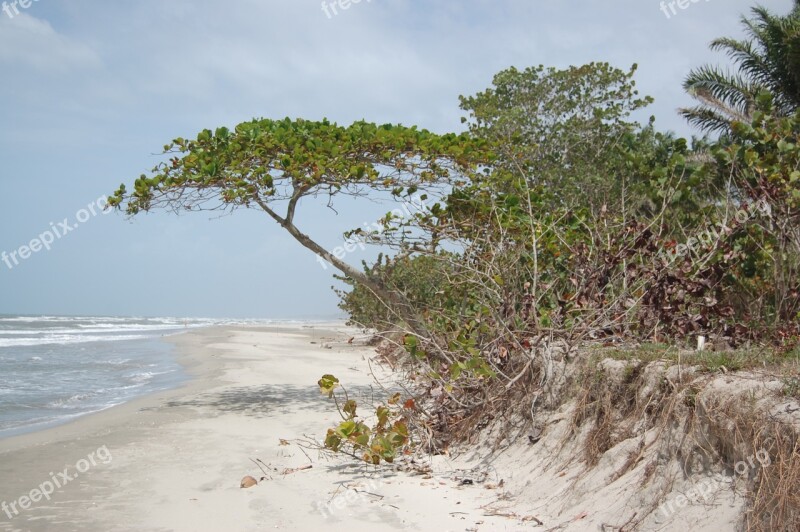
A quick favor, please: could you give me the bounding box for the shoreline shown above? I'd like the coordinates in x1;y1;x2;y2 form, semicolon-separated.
0;336;187;443
0;321;345;448
0;323;516;531
0;326;229;454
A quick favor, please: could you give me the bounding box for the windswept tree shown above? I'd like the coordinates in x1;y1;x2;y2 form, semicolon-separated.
109;118;490;332
681;1;800;135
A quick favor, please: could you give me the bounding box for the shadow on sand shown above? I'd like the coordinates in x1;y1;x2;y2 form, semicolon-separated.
162;383;380;417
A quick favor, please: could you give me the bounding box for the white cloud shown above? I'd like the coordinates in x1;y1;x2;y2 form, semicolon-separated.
0;13;101;71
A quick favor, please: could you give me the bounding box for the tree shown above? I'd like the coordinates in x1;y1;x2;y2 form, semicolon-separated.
109;117;489;334
458;63;653;213
681;1;800;135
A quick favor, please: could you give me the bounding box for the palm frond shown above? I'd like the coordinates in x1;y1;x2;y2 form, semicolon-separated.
682;2;800;134
679;106;734;135
684;66;761;117
710;37;775;89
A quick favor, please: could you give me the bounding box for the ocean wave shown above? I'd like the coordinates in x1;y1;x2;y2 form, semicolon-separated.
47;393;96;409
0;334;150;348
75;324;200;332
126;369;175;384
0;317;191;438
0;316;77;323
0;325;191;337
97;358;132;366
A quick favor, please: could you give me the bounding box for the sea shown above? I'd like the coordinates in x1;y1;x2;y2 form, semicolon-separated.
0;315;271;439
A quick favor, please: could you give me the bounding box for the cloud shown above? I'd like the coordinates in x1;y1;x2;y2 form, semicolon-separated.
0;13;101;72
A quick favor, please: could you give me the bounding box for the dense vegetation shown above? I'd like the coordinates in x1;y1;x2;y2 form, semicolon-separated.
112;0;800;493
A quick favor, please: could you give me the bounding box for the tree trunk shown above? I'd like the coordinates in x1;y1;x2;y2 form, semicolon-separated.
280;220;430;337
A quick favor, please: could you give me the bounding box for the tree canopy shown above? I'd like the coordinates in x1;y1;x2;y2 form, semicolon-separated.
110;118;493;332
458;63;653;212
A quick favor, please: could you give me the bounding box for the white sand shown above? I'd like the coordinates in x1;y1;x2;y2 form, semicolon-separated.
0;325;527;531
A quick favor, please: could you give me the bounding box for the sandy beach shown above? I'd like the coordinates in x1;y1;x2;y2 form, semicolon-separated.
0;325;523;532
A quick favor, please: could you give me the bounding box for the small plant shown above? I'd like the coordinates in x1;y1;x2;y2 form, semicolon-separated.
695;351;745;373
684;386;700;408
622;363;638;383
783;376;800;399
318;375;414;465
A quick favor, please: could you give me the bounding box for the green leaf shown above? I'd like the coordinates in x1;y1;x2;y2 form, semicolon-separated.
335;420;357;438
403;335;418;356
376;406;390;428
343;399;357;418
317;374;340;397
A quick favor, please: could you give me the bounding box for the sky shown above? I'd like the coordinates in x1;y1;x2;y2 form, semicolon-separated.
0;0;793;319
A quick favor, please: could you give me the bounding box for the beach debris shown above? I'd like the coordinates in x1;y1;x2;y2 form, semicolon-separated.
279;438;290;446
240;476;258;489
482;506;544;525
601;511;637;531
348;336;354;344
400;460;432;476
250;458;275;481
528;427;543;444
453;469;489;486
281;464;312;475
521;515;543;524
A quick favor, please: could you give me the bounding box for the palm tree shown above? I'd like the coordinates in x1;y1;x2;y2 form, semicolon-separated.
681;1;800;135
